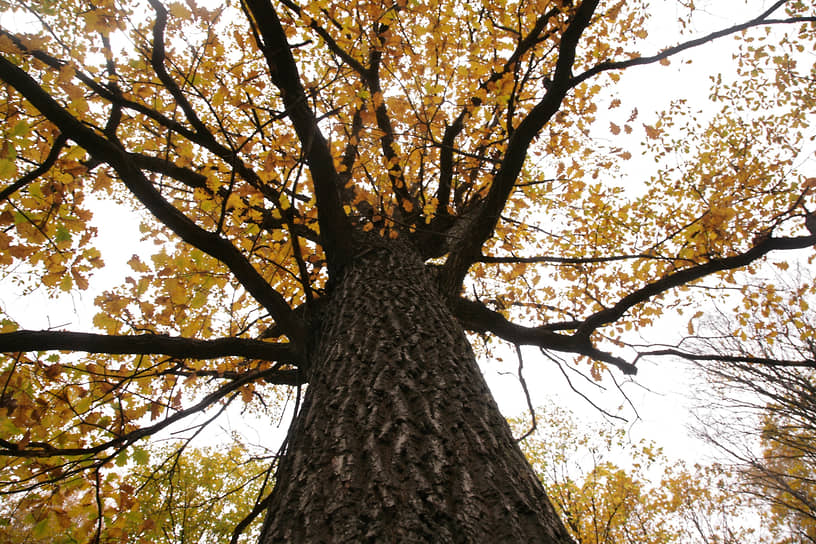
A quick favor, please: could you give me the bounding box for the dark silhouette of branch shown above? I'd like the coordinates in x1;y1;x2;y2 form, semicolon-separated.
477;252;665;265
639;348;816;369
513;344;537;442
577;234;816;336
435;6;560;224
147;0;212;139
241;0;353;274
438;0;601;297
0;330;300;365
572;2;814;87
0;28;288;208
0;133;68;202
0;362;300;458
452;296;637;375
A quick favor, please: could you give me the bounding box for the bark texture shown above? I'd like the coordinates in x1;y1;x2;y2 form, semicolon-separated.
259;237;573;543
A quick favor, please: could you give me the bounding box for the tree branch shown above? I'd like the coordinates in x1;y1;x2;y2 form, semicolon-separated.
0;361;300;458
241;0;353;275
147;0;213;139
428;7;561;253
0;133;67;202
438;0;600;297
572;2;810;87
0;28;287;208
477;252;665;265
366;46;416;216
639;348;816;369
0;54;302;342
452;296;637;374
577;234;816;336
277;0;368;76
0;330;300;364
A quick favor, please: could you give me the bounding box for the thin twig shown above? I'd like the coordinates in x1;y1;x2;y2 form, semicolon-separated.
514;344;537;442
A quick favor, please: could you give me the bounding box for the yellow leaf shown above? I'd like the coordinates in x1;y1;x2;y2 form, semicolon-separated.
127;255;150;273
57;64;76;85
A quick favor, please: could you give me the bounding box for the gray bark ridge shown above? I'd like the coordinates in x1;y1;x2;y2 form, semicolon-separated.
260;236;573;543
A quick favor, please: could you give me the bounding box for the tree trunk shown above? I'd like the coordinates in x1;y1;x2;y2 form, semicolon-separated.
259;237;573;543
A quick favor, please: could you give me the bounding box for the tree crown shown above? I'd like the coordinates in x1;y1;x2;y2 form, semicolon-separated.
1;0;815;539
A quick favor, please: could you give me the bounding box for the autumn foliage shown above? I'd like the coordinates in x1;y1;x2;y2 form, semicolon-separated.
0;0;815;541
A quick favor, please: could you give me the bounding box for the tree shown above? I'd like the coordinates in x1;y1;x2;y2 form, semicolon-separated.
667;269;816;543
515;404;772;544
0;0;814;541
0;443;268;543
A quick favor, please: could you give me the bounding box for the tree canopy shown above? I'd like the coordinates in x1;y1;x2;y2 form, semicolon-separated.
0;0;815;540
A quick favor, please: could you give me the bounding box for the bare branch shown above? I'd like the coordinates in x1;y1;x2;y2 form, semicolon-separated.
477;252;665;265
513;344;537;442
640;348;816;369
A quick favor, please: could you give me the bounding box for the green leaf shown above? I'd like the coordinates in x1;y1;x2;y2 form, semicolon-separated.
32;517;51;539
132;446;150;466
55;225;72;243
10;120;29;138
114;449;129;467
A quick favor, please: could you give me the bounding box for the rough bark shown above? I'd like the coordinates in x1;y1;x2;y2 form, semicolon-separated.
259;237;573;543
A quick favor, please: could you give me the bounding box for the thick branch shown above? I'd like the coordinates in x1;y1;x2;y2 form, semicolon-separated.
278;0;368;76
147;0;212;138
241;0;353;275
0;54;301;342
436;113;464;218
452;297;637;374
453;238;816;372
429;8;561;250
0;330;300;364
366;49;414;212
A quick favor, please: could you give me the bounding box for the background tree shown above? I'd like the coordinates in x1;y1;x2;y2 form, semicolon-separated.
0;443;268;543
660;268;816;543
515;404;773;544
0;0;815;541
